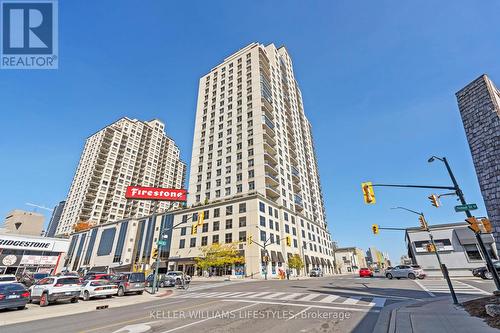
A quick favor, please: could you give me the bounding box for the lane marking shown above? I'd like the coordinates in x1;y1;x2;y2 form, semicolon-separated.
280;293;305;300
342;296;361;305
413;280;435;297
370;297;387;308
159;303;258;333
318;295;340;303
297;293;322;302
286;306;312;321
454;281;491;295
264;292;286;299
221;299;380;313
143;300;186;310
248;292;272;298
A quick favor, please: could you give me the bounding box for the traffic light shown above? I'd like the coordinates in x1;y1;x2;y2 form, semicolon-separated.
191;224;198;235
466;217;480;234
418;215;428;230
152;248;159;259
285;235;292;246
247;235;253;245
428;194;440;208
197;211;205;226
362;182;376;204
372;224;379;235
426;243;435;252
481;218;492;233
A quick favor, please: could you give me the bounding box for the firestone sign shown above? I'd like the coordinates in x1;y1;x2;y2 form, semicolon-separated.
125;186;187;201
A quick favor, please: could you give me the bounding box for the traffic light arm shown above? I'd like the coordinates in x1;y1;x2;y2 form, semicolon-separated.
372;183;456;190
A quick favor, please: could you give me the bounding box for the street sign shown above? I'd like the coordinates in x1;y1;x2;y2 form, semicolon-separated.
454;203;478;212
157;240;167;246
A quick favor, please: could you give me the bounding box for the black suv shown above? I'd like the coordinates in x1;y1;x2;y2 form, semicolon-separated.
472;261;500;279
110;272;145;296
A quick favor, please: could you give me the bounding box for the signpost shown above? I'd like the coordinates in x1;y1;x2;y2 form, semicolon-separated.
454;203;477;212
157;240;167;247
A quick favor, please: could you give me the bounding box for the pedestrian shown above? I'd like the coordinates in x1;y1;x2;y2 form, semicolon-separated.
286;269;290;280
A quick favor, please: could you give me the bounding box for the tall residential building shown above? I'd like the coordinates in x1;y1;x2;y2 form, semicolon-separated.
45;201;65;237
56;118;186;236
2;210;44;236
169;43;334;278
456;74;500;249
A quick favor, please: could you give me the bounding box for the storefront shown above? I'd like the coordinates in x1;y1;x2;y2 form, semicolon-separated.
0;233;70;276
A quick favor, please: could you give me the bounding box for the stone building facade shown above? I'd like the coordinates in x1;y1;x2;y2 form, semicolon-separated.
456;74;500;249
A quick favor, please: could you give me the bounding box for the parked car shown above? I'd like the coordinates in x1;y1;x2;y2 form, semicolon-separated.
83;273;112;281
0;283;30;310
33;273;50;281
472;261;500;280
165;271;192;282
145;274;175;288
359;268;373;278
0;275;17;284
80;279;118;300
110;272;145;296
309;268;323;277
374;268;380;273
29;276;81;306
385;265;425;280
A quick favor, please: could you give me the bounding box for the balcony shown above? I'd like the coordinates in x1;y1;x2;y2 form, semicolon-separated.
264;141;277;156
293;182;301;193
263;131;276;146
265;163;279;176
262;104;274;120
294;195;304;211
264;152;278;166
266;185;280;200
265;173;279;186
261;96;274;114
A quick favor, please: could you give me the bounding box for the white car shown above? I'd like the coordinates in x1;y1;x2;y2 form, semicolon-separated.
166;271;190;282
30;276;81;306
0;274;17;284
80;279;118;301
385;265;426;280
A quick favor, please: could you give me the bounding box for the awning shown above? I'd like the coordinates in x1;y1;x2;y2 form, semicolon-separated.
320;258;326;266
270;251;278;263
305;255;311;265
277;252;285;263
454;227;495;245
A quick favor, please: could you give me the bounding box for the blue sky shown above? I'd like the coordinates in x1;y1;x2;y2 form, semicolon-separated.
1;0;499;262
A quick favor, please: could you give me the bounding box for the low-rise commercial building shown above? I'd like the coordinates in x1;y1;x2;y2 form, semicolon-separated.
0;232;70;275
2;210;44;236
334;247;367;273
405;222;498;277
65;213;174;274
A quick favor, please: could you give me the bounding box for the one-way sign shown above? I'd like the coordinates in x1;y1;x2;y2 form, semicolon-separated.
455;203;478;212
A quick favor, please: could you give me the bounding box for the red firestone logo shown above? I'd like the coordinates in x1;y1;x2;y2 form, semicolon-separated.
125;186;187;201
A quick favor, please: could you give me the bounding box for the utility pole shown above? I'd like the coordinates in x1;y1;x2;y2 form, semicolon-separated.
430;156;500;291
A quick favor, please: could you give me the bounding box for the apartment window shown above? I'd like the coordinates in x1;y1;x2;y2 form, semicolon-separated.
201;236;208;246
179;239;185;249
225;233;232;243
284;212;289;221
225;219;233;229
464;244;482;261
180;227;187;236
214;208;220;217
239;216;246;227
276;235;280;245
212;235;219;244
259;202;265;213
293;239;298;248
260;216;266;227
213;221;220;231
202;223;209;232
285;224;290;233
275;221;279;231
269;219;274;230
249;181;255;190
268;207;273;216
270;234;275;243
274;209;278;218
248;170;254;178
260;230;266;242
236;184;242;193
190;238;196;248
239;231;247;242
226;205;233;215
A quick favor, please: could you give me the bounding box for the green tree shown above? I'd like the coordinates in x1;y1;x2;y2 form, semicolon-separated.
288;254;304;272
195;243;245;273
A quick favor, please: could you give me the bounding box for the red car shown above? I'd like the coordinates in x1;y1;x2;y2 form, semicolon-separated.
359;268;373;277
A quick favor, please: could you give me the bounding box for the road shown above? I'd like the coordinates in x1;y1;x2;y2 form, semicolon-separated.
1;275;495;333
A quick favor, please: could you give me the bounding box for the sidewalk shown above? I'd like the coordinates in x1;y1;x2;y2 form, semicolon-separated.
374;296;497;333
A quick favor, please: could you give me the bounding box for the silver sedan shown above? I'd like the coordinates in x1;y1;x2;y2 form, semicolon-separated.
80;279;118;301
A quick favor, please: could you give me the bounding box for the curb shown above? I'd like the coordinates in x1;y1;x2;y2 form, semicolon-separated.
372;296;451;333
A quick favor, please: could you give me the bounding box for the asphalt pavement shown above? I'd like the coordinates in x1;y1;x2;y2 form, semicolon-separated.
0;275;495;333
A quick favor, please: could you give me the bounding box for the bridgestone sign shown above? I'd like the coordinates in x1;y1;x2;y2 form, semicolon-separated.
125;186;187;201
0;238;51;249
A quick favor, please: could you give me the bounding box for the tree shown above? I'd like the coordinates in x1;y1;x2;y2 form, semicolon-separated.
288;254;304;272
195;243;245;274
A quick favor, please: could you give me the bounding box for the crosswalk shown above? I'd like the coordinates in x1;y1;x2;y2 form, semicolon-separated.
171;290;387;308
414;279;490;296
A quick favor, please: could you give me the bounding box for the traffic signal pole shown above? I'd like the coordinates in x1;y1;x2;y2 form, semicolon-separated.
438;157;500;291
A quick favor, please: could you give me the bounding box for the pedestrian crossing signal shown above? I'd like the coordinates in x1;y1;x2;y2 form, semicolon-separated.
362;182;376;204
